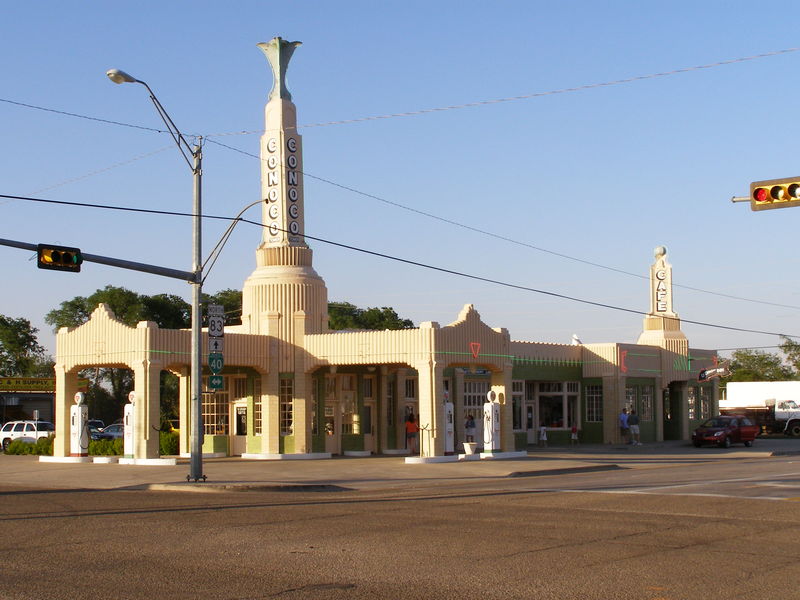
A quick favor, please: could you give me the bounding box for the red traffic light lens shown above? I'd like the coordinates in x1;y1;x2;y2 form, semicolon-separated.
753;187;769;202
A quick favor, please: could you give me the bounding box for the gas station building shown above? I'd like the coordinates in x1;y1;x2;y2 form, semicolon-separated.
49;38;719;462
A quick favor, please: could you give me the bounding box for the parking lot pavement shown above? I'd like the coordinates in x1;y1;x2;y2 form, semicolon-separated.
0;438;797;492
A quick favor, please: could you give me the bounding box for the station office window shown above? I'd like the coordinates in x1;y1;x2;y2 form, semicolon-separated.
538;382;579;428
464;380;488;420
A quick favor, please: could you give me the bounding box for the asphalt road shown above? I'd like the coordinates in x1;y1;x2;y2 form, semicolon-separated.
1;443;799;599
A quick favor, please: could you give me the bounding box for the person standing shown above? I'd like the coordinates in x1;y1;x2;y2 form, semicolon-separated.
628;409;641;445
405;414;419;454
570;423;579;446
464;414;476;443
619;408;630;445
538;422;548;448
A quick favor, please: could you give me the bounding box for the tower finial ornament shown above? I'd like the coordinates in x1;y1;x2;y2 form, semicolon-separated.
257;37;302;101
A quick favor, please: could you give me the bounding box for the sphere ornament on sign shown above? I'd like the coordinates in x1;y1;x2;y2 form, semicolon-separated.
486;390;497;403
654;246;667;259
257;37;302;101
74;392;85;405
128;391;136;404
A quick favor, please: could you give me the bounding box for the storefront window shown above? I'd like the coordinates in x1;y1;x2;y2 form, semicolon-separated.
202;376;228;435
641;386;653;421
311;379;318;436
537;382;579;428
625;386;637;411
387;379;395;427
700;386;711;419
254;377;262;435
512;380;523;431
404;378;417;400
585;385;603;422
280;378;293;435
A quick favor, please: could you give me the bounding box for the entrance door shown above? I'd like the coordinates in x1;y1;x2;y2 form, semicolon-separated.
363;401;376;453
526;402;537;443
324;402;340;454
230;401;247;456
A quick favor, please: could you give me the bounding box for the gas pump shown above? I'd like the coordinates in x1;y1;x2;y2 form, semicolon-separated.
123;391;136;457
483;390;501;452
444;395;454;455
70;392;88;457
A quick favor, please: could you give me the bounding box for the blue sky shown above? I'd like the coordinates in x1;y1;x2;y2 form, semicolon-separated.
3;1;800;358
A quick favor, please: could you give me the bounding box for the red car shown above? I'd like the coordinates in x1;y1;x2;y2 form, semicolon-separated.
692;415;759;448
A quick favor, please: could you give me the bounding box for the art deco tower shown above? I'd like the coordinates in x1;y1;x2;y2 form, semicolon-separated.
637;246;688;352
241;37;328;370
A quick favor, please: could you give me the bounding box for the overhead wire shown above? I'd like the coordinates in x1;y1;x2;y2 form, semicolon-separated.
4;46;800;312
206;137;800;311
2;192;798;340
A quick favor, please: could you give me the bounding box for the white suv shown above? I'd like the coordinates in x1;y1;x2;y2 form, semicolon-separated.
0;420;55;451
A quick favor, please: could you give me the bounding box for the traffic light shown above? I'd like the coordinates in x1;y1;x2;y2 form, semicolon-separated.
750;176;800;211
37;244;83;272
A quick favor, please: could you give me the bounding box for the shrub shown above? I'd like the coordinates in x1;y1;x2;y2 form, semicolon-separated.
4;435;54;455
160;431;179;456
34;435;54;456
5;439;35;455
89;438;123;456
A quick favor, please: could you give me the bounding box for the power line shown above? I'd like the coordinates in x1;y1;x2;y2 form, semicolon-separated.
3;192;798;339
3;46;798;137
206;137;800;311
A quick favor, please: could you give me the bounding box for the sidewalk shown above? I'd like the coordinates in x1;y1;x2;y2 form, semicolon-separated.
1;438;797;493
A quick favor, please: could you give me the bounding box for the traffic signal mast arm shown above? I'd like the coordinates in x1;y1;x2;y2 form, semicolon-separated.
0;238;197;282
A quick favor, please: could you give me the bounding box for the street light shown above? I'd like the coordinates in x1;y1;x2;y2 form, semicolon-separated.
107;68;205;482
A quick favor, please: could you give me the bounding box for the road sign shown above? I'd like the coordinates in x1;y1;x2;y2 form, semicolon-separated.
208;375;224;390
208;315;224;337
207;304;224;316
208;352;224;374
208;337;224;353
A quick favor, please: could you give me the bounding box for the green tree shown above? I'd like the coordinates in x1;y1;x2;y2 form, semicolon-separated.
779;336;800;375
203;289;242;326
328;302;413;330
45;286;195;425
0;314;53;376
727;348;794;383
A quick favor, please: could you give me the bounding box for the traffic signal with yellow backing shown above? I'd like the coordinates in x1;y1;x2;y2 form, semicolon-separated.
750;176;800;211
37;244;83;272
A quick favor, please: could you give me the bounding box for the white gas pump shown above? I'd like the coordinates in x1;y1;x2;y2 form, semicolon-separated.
483;390;501;452
70;392;88;457
123;391;136;457
444;400;454;455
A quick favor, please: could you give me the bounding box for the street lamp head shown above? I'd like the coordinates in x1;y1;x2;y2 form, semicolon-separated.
106;68;139;85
